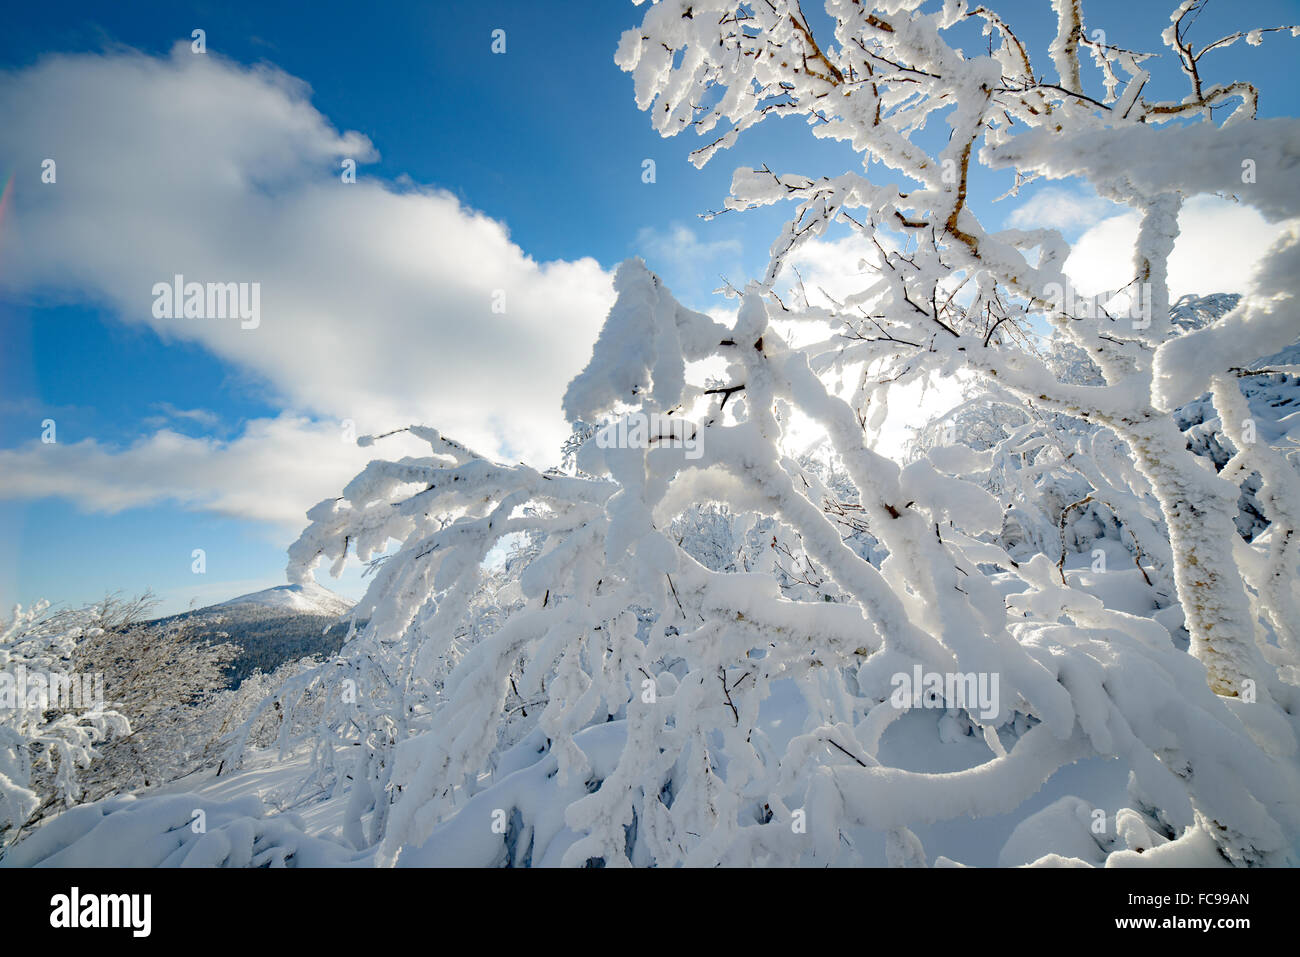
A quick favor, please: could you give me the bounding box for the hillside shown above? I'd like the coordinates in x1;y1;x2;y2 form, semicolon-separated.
159;582;358;687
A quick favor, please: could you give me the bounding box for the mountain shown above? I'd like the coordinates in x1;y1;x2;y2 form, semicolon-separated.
158;581;359;688
215;580;355;618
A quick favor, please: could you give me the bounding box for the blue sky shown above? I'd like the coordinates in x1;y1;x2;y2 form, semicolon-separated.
1;0;1297;615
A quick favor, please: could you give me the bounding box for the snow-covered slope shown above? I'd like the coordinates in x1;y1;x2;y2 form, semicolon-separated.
215;581;354;618
155;581;358;686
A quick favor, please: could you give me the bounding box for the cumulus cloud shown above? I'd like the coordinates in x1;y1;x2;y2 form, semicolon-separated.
140;403;222;431
0;414;427;529
1005;186;1120;232
0;45;615;477
778;232;881;307
1065;196;1290;299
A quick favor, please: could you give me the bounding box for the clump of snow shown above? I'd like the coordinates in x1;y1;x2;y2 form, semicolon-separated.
0;793;355;867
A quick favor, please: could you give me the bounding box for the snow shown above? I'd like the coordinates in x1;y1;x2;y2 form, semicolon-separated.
0;791;356;868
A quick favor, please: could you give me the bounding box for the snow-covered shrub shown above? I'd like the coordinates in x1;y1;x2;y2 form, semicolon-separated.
69;607;240;801
0;594;251;855
267;259;1296;866
220;0;1300;867
0;602;130;846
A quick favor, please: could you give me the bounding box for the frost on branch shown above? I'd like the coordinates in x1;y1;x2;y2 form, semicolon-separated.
617;0;1300;702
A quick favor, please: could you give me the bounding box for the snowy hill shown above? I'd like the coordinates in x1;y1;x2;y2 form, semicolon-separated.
157;581;357;687
215;581;354;618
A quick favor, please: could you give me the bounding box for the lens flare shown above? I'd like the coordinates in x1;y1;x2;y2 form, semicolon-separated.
0;170;13;254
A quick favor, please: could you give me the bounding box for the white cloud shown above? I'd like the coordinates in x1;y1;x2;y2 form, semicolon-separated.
1065;196;1290;299
140;403;221;430
779;232;881;307
0;414;428;530
1005;186;1120;232
0;46;615;473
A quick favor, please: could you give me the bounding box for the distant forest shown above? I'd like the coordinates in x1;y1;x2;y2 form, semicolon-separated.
156;604;359;687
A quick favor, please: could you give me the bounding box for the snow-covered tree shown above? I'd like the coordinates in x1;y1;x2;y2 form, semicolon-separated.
220;0;1300;867
619;0;1300;698
70;606;240;802
1;601;130;848
0;594;246;854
